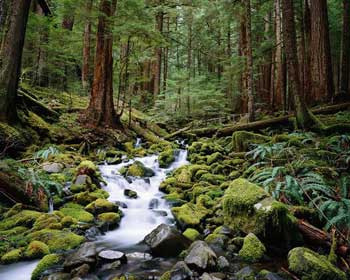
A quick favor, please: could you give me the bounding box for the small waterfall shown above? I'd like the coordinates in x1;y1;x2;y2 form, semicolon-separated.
48;197;54;213
134;138;142;148
97;149;189;250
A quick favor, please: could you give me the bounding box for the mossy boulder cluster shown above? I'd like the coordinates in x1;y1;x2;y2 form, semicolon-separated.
119;160;155;177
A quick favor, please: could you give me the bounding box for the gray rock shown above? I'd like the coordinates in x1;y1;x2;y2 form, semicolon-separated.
184;241;217;271
116;201;128;208
100;260;122;271
144;224;191;257
259;272;286;280
74;174;90;185
85;227;102;241
217;256;229;271
152;210;168;217
98;250;127;264
170;261;193;280
71;264;90;278
64;242;97;270
44;273;71;280
235;266;255;280
149;198;159;209
43;163;63;173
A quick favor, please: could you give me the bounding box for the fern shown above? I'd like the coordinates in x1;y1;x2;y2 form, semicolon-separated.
35;146;61;160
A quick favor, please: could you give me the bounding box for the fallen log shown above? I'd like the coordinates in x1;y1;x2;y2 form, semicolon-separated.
188;102;350;137
18;88;60;121
164;126;192;140
297;220;349;256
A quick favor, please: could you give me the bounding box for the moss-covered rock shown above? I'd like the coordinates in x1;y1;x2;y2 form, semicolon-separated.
183;228;200;241
239;233;266;262
98;212;121;227
0;226;28;237
232;131;271;152
1;249;23;264
0;210;42;231
33;213;62;230
27;229;85;252
199;173;226;185
288;247;346;280
3;203;23;218
31;254;62;280
223;179;301;246
25;241;50;259
172;203;210;229
120;161;155;177
60;207;94;223
158;148;176;168
207;152;224;165
73;189;109;205
85;198;118;214
61;216;78;227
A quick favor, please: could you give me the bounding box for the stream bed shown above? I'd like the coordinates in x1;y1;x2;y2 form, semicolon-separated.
0;150;189;280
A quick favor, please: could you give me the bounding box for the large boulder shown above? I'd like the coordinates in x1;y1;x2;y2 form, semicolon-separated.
170;261;193;280
144;224;191;257
223;179;301;247
184;241;217;271
63;242;97;270
158;148;176;168
43;163;64;174
172;203;210;230
120;161;155;178
98;250;127;265
288;247;346;280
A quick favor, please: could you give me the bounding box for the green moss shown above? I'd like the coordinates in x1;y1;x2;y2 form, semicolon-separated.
85;198;118;214
78;160;97;172
158;148;175;168
288;247;346;280
183;228;200;241
31;254;62;280
1;249;23;264
122;161;155;177
171;203;209;229
223;179;268;216
176;168;192;183
98;212;121;225
27;229;84;252
25;241;50;259
0;226;28;237
3;203;23;218
205;233;226;244
164;192;186;206
159;271;171;280
70;183;88;193
239;233;266;262
232;131;271;152
33;213;62;230
61;216;77;227
207;152;224;165
199;173;226;185
0;210;42;231
59;207;94;223
74;190;109;205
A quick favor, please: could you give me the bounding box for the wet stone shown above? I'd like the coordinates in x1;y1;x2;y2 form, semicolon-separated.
98;250;127;264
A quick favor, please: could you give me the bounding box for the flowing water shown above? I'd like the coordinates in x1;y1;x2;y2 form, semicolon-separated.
0;149;189;279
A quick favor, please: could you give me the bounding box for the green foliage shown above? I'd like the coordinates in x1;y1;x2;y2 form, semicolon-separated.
35;146;61;160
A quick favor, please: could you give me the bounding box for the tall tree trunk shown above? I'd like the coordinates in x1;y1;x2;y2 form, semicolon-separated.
303;0;312;104
0;0;9;40
0;0;32;123
281;0;314;129
84;0;119;128
82;0;93;91
245;0;255;122
163;16;170;93
152;8;163;100
239;11;248;114
338;0;350;101
310;0;334;103
274;0;286;111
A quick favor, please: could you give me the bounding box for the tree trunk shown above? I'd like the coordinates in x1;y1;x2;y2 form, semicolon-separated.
82;0;93;91
0;0;32;123
83;0;119;128
310;0;334;103
245;0;255;122
152;8;163;100
274;0;286;111
281;0;315;129
338;0;350;101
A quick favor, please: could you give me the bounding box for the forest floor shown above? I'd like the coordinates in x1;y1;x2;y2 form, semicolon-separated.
0;85;350;280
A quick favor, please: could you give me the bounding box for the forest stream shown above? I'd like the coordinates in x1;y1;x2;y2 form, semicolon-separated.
0;146;189;279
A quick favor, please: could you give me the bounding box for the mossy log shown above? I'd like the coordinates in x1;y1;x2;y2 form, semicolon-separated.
187;103;350;137
18;89;59;121
0;171;42;210
297;220;348;257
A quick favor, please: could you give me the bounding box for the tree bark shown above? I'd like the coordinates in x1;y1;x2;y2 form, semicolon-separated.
0;0;32;123
338;0;350;101
281;0;315;129
245;0;255;122
82;0;94;90
152;8;163;100
310;0;334;103
84;0;119;128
